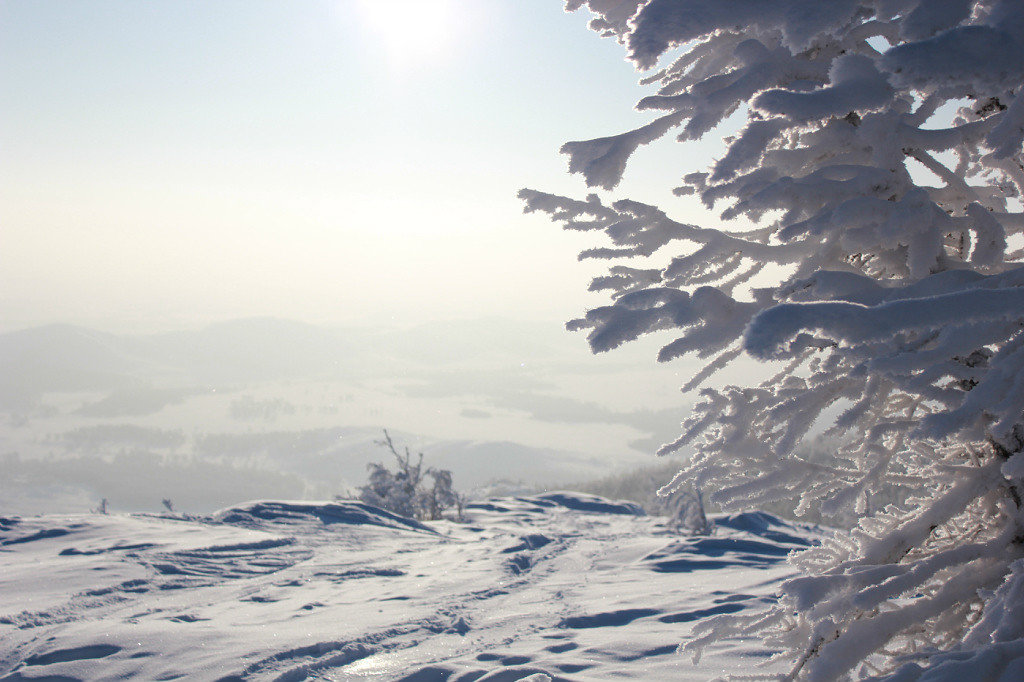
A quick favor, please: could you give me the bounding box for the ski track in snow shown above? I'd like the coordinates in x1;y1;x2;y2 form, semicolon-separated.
0;496;823;681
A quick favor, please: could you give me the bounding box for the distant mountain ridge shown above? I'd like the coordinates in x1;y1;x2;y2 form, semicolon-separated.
0;319;358;405
0;316;582;410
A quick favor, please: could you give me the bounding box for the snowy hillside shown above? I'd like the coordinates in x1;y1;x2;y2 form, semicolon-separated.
0;494;823;681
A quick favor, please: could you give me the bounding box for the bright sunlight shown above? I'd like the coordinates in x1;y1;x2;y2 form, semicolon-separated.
356;0;463;66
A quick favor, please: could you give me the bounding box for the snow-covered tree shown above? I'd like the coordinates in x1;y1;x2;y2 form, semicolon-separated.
358;430;463;521
522;1;1024;679
668;484;712;535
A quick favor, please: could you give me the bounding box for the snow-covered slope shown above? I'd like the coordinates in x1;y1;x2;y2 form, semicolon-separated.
0;495;823;681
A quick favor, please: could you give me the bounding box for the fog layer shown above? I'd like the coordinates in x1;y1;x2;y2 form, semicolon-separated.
0;317;685;513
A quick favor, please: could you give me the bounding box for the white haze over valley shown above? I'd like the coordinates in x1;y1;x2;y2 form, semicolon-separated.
0;317;688;515
0;0;706;517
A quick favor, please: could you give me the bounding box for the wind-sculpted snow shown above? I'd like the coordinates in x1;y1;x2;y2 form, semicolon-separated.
715;511;819;547
530;491;645;516
0;498;824;681
467;490;643;517
213;500;438;534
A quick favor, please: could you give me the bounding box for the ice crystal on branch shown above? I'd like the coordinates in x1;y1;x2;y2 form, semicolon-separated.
522;1;1024;679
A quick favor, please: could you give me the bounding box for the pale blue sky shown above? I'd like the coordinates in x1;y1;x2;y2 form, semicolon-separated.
0;0;710;332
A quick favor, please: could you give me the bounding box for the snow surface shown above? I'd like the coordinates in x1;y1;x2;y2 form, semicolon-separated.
0;494;824;681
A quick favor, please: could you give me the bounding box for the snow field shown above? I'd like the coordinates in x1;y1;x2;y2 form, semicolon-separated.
0;494;823;681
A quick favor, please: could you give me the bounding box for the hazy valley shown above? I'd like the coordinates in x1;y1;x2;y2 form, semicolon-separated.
0;317;685;514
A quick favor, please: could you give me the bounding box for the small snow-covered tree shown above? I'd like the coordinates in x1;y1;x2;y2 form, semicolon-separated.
358;430;462;521
668;484;712;535
522;1;1024;679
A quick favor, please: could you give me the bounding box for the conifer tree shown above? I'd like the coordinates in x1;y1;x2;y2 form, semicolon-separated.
523;1;1024;678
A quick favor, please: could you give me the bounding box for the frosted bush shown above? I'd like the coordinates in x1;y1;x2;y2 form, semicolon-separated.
523;1;1024;679
357;430;464;522
668;485;712;536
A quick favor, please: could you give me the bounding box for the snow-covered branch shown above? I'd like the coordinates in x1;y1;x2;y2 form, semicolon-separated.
529;0;1024;678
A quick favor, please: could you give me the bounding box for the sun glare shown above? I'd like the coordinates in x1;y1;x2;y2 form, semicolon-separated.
356;0;462;67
